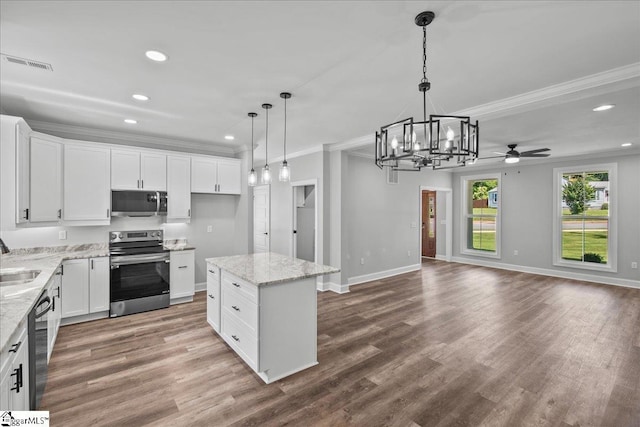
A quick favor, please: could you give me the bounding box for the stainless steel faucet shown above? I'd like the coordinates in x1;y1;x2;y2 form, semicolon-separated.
0;238;10;254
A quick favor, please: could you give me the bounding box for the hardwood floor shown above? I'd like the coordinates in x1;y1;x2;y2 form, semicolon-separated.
41;260;640;426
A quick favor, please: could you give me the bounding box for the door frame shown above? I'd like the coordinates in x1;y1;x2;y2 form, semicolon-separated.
290;178;318;262
419;185;452;262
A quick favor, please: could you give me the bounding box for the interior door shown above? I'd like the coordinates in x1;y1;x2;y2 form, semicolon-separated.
422;191;437;258
253;185;270;253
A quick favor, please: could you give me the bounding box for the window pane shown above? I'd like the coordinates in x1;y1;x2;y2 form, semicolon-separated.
470;179;498;216
472;216;496;252
562;218;584;261
584;218;608;264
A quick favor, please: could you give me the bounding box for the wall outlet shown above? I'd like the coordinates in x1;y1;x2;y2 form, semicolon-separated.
411;222;417;228
59;230;67;240
360;258;365;265
632;262;638;269
207;225;212;233
513;250;518;256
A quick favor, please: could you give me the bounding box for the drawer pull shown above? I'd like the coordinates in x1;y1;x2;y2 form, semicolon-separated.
208;269;215;274
208;294;215;299
8;341;21;353
231;335;240;342
231;305;240;311
232;282;240;288
178;265;188;269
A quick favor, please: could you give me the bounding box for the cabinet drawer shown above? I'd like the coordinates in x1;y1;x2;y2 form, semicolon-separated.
222;287;258;335
207;265;220;283
221;271;257;304
221;311;258;370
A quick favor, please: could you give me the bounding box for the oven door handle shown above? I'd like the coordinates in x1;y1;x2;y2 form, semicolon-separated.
110;254;170;267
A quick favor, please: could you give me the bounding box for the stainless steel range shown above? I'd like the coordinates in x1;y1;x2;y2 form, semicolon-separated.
109;230;170;317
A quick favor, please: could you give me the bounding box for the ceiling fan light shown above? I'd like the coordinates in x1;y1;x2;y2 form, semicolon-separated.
505;156;519;164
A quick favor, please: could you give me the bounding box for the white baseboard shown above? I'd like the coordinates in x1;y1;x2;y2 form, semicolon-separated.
317;281;350;294
435;254;448;261
348;264;421;288
195;282;206;292
451;256;640;290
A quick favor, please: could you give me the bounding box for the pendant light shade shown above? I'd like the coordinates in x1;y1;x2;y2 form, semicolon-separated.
261;103;273;184
279;92;292;182
247;112;258;187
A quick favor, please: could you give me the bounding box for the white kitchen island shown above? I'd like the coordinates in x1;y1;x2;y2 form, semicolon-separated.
205;252;339;384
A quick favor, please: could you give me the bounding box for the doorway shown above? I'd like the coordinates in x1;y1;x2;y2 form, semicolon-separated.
418;186;452;262
291;180;317;262
422;190;437;258
253;185;270;253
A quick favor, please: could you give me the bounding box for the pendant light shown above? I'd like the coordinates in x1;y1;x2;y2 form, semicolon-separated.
247;112;258;186
261;103;273;184
279;92;292;182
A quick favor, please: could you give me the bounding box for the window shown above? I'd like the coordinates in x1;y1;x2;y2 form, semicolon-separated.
553;164;617;271
461;174;500;257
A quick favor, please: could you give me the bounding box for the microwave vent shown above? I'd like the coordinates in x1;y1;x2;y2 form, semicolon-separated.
1;53;53;71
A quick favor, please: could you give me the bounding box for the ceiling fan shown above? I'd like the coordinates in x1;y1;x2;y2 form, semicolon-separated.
483;144;551;164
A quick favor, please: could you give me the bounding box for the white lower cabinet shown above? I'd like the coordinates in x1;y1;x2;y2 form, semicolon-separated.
61;257;110;319
0;320;30;410
206;265;221;332
47;267;63;362
170;250;195;301
216;270;318;384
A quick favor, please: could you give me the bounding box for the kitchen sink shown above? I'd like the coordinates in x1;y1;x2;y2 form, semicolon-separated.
0;269;41;287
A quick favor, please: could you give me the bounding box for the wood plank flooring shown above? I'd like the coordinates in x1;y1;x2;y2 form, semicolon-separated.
41;260;640;426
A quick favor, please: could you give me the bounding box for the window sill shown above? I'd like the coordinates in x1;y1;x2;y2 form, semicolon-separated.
554;259;617;273
461;249;500;260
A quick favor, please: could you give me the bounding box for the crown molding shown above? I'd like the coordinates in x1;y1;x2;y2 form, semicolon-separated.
268;144;327;163
28;120;239;156
326;63;640;153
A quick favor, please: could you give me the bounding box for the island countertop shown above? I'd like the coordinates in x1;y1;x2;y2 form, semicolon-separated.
205;252;339;286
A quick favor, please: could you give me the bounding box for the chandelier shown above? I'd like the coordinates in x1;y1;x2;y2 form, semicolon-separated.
375;11;479;171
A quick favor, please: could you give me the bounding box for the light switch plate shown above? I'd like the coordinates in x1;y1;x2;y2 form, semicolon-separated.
59;230;67;240
207;225;212;232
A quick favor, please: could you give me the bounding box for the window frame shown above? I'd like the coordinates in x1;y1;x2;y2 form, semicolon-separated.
460;173;501;259
552;163;617;272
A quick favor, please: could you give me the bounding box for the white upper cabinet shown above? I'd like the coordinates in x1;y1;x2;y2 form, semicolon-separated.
30;134;63;222
191;155;241;195
167;155;191;220
111;149;166;191
15;120;31;224
63;142;111;222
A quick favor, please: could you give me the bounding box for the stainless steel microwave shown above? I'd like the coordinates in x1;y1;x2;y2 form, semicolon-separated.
111;191;167;217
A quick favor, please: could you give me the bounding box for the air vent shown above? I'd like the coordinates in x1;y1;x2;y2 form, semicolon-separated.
1;53;53;71
387;167;399;185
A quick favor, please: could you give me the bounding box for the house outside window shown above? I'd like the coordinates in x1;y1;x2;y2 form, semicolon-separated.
461;174;500;258
553;163;617;272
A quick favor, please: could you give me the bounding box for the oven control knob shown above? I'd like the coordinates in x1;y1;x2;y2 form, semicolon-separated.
118;233;123;239
110;233;115;240
151;232;157;237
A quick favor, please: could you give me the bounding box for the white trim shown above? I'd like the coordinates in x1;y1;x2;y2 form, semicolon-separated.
460;173;501;259
317;281;350;294
29;119;238;156
257;361;319;384
195;282;207;292
269;145;325;162
451;256;639;290
552;163;617;272
325;64;640;153
60;311;109;326
348;264;421;286
435;254;448;261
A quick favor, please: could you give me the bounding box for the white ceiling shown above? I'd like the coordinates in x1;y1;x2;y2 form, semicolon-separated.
1;1;639;162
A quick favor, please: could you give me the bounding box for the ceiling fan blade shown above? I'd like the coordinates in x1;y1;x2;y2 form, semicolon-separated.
521;148;550;155
492;152;507;156
520;153;550;158
478;155;506;160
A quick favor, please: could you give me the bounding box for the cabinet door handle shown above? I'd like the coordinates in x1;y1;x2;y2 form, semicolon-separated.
91;259;94;270
57;209;62;219
141;179;144;189
188;209;191;217
137;179;140;188
208;269;215;274
208;294;215;299
231;305;240;311
178;265;187;269
10;364;23;392
231;335;240;342
107;209;110;217
8;341;22;353
232;282;240;288
24;208;29;220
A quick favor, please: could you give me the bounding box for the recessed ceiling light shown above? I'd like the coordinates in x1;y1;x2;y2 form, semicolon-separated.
224;135;235;141
145;50;168;62
124;119;137;124
132;94;149;101
621;143;632;147
592;104;615;112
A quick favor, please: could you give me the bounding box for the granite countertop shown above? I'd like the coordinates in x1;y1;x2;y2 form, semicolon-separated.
206;252;340;286
0;244;109;352
163;239;196;251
